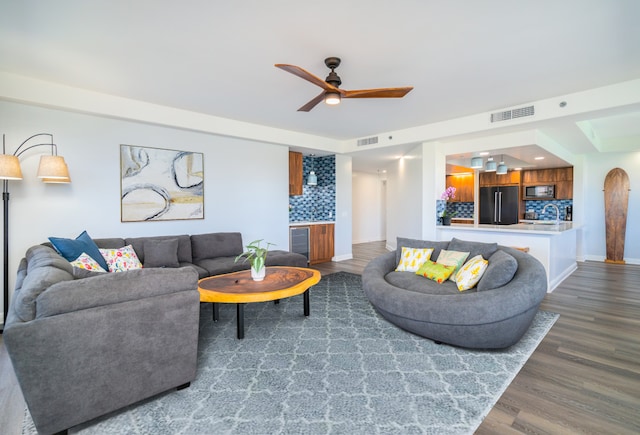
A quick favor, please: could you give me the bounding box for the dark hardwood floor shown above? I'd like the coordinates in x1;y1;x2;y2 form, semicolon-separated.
1;241;639;434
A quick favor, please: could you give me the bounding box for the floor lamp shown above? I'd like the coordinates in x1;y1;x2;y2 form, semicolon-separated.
0;133;71;332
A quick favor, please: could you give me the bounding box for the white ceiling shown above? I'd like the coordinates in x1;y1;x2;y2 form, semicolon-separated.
1;1;640;173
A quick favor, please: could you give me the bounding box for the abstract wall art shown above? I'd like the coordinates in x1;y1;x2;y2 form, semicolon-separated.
120;145;204;222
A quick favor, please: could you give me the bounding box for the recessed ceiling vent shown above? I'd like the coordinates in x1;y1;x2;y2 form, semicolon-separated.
357;136;379;146
490;105;535;123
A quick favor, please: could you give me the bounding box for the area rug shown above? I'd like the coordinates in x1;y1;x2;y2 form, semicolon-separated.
23;271;558;435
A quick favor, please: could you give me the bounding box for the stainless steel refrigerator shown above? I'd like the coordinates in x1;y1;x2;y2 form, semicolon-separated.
479;186;519;224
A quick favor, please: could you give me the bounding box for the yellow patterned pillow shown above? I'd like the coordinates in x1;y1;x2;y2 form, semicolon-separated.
455;255;489;291
395;247;434;272
415;260;456;283
436;249;470;282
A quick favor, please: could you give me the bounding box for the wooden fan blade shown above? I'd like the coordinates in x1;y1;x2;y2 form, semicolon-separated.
275;64;340;92
343;87;413;99
298;92;326;112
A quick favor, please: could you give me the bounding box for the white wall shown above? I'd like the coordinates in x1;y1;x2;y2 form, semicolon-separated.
0;100;292;320
352;171;385;244
583;151;640;263
385;145;423;250
334;154;353;261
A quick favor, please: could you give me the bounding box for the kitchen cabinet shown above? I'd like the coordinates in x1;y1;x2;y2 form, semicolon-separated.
309;223;334;264
446;174;474;202
479;170;520;187
289;151;303;196
522;167;573;199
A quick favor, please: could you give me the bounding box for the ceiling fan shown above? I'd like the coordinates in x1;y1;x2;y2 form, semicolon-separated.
275;57;413;112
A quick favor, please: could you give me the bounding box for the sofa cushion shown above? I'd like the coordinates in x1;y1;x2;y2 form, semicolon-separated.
455;255;489;291
12;245;74;322
395;247;433;272
448;237;498;261
143;238;180;268
195;257;248;276
265;250;308;267
48;230;109;271
125;235;192;264
396;237;449;266
191;232;243;262
415;260;456;283
384;271;460;296
477;249;519;292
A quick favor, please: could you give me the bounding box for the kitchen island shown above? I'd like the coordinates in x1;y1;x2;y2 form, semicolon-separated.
436;222;580;292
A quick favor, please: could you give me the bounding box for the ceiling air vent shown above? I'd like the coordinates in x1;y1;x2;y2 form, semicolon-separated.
490;105;535;123
357;136;379;146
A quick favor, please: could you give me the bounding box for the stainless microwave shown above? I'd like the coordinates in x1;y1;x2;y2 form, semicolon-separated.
524;185;555;199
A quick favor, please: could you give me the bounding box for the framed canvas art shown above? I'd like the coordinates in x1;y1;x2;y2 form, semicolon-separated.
120;145;204;222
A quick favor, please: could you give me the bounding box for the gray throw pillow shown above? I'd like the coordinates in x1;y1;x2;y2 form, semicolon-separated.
477;249;518;291
396;237;450;266
144;238;180;268
448;237;498;262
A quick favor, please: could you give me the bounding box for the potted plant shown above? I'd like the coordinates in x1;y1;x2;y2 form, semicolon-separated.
235;239;274;281
440;186;458;225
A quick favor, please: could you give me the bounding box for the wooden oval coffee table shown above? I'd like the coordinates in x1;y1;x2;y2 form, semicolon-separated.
198;266;321;339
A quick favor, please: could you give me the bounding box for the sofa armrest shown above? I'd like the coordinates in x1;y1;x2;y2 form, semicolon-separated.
35;267;198;319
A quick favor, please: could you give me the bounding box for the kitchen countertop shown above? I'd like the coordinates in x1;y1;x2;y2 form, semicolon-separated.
437;222;579;234
289;221;335;226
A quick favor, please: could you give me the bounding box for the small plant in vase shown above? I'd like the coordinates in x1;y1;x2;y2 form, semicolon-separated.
440;186;458;225
235;239;274;281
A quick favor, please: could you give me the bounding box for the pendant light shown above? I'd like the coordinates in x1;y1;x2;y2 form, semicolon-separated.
470;156;483;169
307;154;317;185
496;155;508;175
485;156;496;172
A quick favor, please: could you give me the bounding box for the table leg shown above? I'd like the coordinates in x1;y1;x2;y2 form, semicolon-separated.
236;303;245;339
303;289;310;316
212;303;219;322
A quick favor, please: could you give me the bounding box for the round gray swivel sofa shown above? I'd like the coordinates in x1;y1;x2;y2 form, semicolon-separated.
362;237;548;349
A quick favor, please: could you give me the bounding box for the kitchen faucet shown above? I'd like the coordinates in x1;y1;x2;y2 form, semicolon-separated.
542;203;560;223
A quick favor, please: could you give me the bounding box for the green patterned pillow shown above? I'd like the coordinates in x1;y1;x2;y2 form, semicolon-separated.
416;260;456;283
436;249;470;282
395;247;434;272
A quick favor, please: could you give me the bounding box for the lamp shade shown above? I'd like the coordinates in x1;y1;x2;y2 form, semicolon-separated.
485;159;497;172
496;163;508;175
0;154;24;180
37;155;70;179
470;157;483;169
307;171;317;186
324;92;341;105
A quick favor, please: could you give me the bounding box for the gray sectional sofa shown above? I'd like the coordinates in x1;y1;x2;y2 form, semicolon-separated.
3;232;306;435
362;237;548;349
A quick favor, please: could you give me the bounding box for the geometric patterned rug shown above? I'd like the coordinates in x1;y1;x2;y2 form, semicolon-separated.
23;271;558;435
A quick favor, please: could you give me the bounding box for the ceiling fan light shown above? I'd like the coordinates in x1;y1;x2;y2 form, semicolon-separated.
324;92;341;106
470;157;483;169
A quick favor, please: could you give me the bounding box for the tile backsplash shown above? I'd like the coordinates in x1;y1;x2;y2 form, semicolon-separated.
436;201;474;220
289;155;336;222
524;199;573;221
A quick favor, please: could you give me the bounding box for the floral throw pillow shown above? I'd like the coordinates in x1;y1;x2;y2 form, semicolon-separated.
455;255;489;291
395;247;434;272
70;252;107;273
415;260;456;283
99;245;143;273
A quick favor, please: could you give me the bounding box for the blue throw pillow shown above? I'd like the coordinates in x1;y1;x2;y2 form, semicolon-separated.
49;230;109;271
